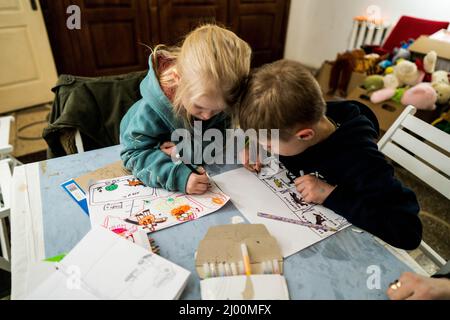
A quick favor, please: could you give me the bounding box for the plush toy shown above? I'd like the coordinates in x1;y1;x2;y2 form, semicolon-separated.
370;88;396;103
392;88;407;104
432;110;450;134
363;75;384;92
432;82;450;105
423;51;437;74
431;70;450;105
378;60;393;69
384;66;394;75
392;48;411;64
394;60;422;86
383;73;400;89
401;83;437;110
432;70;449;84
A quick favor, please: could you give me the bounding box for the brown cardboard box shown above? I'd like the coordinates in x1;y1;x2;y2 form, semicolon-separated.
347;86;406;132
316;61;367;98
347;86;443;132
409;35;450;71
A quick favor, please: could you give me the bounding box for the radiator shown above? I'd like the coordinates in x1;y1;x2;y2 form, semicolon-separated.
348;17;390;50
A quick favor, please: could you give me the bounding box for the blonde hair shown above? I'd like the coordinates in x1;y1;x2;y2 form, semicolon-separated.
239;60;326;140
152;24;252;127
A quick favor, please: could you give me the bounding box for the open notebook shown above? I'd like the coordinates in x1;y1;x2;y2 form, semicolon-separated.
26;227;190;300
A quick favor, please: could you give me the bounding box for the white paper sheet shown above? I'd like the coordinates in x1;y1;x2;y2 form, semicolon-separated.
213;167;350;257
200;274;289;300
87;175;230;242
26;227;190;300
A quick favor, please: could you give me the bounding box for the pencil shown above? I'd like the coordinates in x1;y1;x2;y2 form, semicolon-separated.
257;211;338;232
185;162;201;175
176;153;203;175
240;243;252;276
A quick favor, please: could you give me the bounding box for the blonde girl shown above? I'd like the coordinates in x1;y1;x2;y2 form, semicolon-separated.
120;25;251;194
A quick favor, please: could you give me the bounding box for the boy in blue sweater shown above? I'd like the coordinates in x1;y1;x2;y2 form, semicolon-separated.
239;59;422;250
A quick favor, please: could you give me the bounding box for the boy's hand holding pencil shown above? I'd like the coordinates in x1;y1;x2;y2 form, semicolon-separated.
294;174;336;205
241;145;261;173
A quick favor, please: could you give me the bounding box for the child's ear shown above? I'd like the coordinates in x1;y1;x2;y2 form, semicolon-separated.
295;128;315;141
172;68;181;82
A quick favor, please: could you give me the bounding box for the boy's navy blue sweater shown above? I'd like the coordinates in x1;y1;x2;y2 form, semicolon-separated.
279;100;422;250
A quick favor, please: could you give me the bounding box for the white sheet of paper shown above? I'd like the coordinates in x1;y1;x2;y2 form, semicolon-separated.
26;227;190;300
213;168;350;257
87;175;230;241
200;274;289;300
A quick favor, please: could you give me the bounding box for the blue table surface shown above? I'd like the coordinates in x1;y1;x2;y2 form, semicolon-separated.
38;145;412;299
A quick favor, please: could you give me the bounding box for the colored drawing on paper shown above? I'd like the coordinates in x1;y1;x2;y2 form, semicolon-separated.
105;183;118;191
256;157;349;238
88;175;230;236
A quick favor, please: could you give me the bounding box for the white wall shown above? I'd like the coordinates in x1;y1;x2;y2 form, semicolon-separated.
284;0;450;69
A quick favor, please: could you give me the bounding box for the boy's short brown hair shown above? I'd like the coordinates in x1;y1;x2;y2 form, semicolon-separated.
239;59;326;139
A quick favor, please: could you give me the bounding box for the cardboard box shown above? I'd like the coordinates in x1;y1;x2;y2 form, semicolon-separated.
347;86;406;132
409;35;450;71
347;86;444;132
316;61;367;98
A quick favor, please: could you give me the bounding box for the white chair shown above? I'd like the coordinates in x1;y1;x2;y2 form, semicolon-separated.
0;159;12;272
0;116;14;158
1;116;21;272
378;105;449;268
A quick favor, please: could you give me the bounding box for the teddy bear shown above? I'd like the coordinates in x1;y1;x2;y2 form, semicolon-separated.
431;70;450;105
394;60;424;86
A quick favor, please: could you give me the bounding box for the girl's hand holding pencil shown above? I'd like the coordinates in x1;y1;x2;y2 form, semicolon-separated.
186;166;211;195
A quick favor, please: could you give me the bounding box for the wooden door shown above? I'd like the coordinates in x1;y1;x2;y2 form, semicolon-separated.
158;0;228;45
229;0;290;67
0;0;58;113
40;0;291;76
40;0;157;76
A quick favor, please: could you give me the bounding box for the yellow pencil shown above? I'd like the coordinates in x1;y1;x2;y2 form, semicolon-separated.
240;243;251;276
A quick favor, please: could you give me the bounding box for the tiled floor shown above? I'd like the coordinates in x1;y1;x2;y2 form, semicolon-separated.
9;104;51;162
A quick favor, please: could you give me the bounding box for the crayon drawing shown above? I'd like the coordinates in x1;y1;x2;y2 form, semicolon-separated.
88;175;230;236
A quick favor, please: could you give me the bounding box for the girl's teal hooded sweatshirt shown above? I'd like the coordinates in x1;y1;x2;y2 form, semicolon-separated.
120;56;230;193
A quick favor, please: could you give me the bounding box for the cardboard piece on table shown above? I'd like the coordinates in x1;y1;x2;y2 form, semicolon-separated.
74;160;130;192
195;224;283;279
